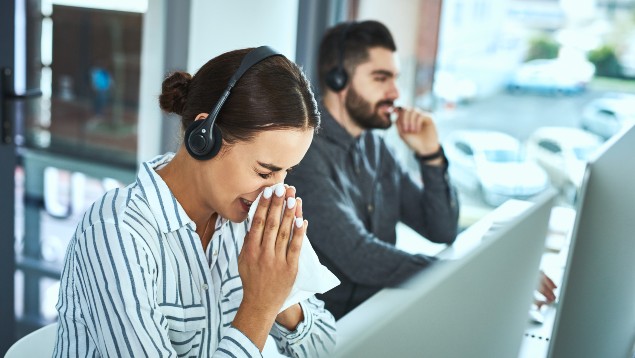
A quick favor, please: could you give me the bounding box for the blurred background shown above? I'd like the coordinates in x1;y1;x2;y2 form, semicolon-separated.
1;0;634;353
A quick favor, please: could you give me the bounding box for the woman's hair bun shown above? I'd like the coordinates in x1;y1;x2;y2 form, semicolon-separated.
159;71;192;115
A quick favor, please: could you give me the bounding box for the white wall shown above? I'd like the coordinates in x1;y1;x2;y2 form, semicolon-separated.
138;0;300;163
187;0;299;73
137;0;167;164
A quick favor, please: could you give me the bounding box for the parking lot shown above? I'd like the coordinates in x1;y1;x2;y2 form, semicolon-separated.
433;87;611;228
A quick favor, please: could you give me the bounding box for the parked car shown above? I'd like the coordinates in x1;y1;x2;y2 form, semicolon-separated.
507;58;595;95
581;93;635;139
443;130;549;206
526;127;602;203
433;71;477;107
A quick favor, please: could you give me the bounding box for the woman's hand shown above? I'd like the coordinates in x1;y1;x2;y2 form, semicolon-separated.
232;184;307;350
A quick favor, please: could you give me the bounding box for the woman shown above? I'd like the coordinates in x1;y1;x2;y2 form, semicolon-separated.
53;47;336;357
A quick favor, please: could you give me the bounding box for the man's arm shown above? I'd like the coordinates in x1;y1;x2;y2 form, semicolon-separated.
398;154;460;244
288;157;435;287
393;107;459;244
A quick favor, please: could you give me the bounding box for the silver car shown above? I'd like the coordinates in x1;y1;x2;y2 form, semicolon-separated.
443;130;549;207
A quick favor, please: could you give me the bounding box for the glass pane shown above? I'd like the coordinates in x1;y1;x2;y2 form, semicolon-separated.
24;5;142;167
354;0;635;218
11;1;143;342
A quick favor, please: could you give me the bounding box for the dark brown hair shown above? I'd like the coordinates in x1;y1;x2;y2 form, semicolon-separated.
318;20;397;92
159;48;320;145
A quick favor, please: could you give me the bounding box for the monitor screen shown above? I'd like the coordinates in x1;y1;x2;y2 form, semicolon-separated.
334;190;556;358
547;123;635;358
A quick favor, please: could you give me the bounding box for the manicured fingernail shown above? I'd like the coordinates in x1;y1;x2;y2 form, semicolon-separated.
287;197;296;209
295;217;304;228
274;184;285;197
263;187;273;199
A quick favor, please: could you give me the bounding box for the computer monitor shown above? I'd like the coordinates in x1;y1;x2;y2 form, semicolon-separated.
334;190;557;358
547;123;635;358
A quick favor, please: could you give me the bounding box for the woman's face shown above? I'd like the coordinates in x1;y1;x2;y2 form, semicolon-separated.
206;127;314;223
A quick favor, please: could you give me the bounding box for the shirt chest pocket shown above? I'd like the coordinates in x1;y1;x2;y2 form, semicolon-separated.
160;303;207;354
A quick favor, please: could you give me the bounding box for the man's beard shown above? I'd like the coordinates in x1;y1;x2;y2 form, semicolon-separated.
345;86;393;130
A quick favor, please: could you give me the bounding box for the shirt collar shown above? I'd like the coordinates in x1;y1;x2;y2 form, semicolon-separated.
136;153;194;234
318;102;359;150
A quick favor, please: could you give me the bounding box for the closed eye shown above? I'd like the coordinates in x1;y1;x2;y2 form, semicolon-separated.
254;162;298;180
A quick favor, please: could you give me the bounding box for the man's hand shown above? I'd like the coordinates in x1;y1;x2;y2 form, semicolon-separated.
395;107;443;165
535;271;557;308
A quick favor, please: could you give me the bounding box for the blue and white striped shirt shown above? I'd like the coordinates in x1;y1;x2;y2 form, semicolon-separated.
53;153;337;357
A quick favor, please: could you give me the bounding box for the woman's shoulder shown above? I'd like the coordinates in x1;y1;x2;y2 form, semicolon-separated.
75;185;160;245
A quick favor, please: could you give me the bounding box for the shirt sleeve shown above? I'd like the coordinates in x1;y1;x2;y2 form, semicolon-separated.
397;152;460;245
215;327;262;357
60;221;263;358
288;150;436;287
269;296;337;357
57;221;178;357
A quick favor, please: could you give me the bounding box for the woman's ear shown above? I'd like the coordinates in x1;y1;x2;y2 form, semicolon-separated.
195;113;208;121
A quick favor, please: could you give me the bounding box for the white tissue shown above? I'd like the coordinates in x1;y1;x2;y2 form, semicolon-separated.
247;183;340;313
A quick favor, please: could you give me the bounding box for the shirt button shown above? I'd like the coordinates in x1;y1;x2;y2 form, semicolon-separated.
213;249;218;256
202;284;208;290
367;204;374;213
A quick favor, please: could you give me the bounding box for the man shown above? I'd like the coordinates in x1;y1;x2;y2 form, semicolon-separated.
285;20;459;319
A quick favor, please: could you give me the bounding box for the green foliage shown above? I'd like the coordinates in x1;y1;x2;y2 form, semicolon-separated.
588;45;623;78
525;35;560;61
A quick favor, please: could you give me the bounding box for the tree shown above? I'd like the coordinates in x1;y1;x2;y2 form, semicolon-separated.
525;35;560;61
588;45;623;78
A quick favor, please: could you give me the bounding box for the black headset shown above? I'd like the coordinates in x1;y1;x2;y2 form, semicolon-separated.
325;22;355;92
184;46;283;160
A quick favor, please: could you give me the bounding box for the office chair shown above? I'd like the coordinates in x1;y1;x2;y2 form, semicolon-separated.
5;323;57;358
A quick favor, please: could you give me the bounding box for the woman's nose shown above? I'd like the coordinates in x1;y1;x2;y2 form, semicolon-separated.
265;171;287;187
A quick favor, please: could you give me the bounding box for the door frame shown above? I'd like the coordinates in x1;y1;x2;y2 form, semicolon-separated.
0;0;18;354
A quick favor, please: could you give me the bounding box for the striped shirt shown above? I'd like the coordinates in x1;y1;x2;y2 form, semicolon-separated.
53;153;337;357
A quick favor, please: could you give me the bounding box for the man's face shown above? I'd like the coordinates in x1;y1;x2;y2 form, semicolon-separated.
345;47;400;130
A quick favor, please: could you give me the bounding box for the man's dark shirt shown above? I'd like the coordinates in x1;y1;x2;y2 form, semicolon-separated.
286;105;460;319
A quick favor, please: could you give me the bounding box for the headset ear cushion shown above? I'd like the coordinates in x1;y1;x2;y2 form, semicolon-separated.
185;122;223;160
207;125;223;158
326;67;348;92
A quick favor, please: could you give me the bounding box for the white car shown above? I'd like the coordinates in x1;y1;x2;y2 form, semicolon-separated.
581;93;635;139
443;130;550;206
526;127;603;203
507;58;595;95
433;71;477;106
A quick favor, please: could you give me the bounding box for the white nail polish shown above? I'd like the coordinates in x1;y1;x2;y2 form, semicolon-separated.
295;217;304;228
274;184;285;197
287;197;296;209
263;187;273;199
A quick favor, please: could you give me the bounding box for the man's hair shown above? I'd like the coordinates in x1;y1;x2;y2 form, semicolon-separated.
317;20;397;93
